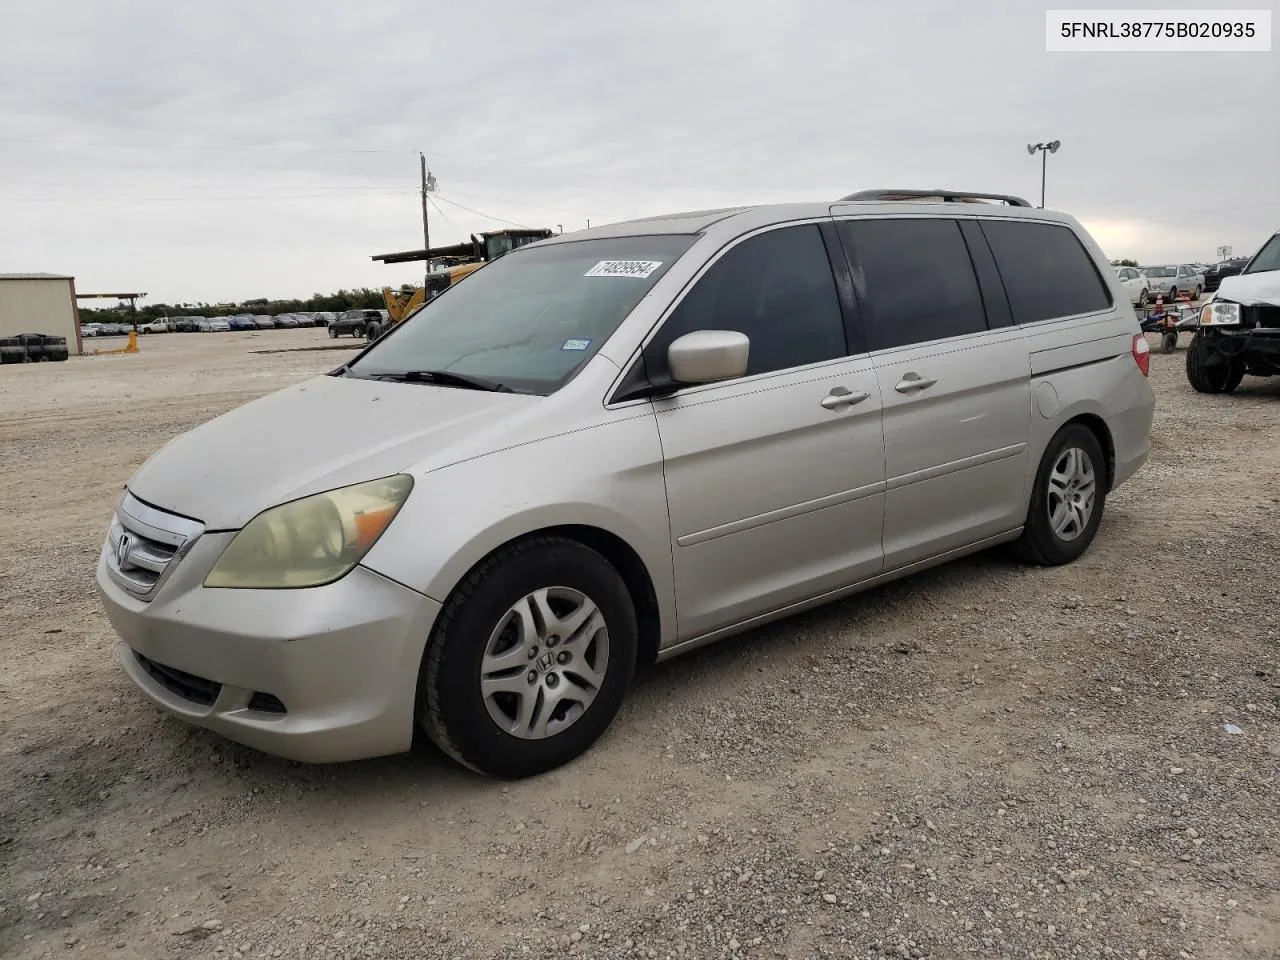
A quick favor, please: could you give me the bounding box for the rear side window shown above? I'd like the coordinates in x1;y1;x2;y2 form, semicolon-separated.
649;223;847;378
981;220;1113;324
837;218;988;351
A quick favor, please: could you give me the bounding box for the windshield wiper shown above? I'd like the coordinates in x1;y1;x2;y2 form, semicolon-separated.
369;369;514;393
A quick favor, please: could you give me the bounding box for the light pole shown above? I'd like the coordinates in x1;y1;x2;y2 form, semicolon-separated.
1025;140;1061;208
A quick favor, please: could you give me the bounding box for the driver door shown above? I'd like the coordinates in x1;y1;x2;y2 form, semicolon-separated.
643;222;887;640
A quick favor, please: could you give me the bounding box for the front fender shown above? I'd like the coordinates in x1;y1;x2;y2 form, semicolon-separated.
359;411;677;649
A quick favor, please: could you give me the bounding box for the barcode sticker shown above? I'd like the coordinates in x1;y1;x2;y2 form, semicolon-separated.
584;260;663;279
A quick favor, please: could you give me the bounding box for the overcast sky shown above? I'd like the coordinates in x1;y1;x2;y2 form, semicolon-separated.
1;0;1276;305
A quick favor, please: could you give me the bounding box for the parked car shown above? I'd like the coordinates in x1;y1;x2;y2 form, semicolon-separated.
1141;264;1204;301
1204;258;1249;292
97;323;126;336
250;317;273;330
1188;228;1280;393
169;317;200;333
80;324;101;338
196;318;231;332
95;188;1155;778
276;316;300;329
329;308;385;338
225;317;254;331
138;321;169;334
1113;266;1150;306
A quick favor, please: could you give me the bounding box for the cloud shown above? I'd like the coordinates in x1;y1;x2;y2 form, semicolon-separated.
0;0;1276;302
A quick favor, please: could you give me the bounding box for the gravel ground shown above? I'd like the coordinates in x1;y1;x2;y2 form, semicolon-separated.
1;329;1277;960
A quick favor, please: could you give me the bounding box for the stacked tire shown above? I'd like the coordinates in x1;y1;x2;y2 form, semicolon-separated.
2;334;70;363
0;336;25;364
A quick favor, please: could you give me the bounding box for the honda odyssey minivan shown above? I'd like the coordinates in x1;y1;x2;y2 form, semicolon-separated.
97;189;1155;778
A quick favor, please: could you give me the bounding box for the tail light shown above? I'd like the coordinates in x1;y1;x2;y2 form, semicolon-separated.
1132;334;1150;376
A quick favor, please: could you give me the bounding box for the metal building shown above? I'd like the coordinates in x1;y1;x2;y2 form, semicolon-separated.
0;273;82;355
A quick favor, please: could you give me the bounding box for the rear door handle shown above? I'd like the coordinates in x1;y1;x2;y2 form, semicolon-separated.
820;388;870;410
894;373;938;394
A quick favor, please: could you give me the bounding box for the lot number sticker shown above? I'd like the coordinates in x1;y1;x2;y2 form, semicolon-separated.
561;338;591;351
584;260;663;279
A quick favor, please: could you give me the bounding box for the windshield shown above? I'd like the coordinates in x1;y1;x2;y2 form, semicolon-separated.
347;235;696;395
1243;234;1280;275
1142;266;1175;278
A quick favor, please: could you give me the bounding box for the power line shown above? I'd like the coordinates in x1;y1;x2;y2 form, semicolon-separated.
0;136;409;155
432;194;530;228
427;195;464;243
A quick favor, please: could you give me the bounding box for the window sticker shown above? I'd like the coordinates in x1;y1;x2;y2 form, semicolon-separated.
584;260;663;279
561;338;592;351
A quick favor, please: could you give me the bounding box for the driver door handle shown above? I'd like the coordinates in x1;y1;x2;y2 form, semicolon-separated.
820;389;870;410
894;373;938;394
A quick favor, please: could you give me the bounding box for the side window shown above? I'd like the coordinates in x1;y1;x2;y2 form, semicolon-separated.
837;218;988;351
648;223;847;379
981;220;1113;324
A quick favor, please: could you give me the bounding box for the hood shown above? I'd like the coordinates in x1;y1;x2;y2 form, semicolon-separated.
127;374;538;529
1216;270;1280;307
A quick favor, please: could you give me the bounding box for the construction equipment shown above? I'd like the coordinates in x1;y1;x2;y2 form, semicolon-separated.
373;228;555;331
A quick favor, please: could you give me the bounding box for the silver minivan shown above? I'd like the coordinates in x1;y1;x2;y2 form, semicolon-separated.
96;189;1155;778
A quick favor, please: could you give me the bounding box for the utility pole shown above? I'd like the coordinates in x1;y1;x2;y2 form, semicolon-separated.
419;153;437;285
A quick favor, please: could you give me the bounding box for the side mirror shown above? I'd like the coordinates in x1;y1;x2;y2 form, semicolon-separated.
667;330;750;384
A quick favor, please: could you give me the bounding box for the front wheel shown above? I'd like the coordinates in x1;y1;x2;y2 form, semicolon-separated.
1013;423;1106;567
328;326;338;339
1186;332;1245;394
419;536;637;778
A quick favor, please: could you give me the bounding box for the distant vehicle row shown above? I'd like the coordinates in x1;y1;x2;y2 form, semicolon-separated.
78;311;388;338
1111;263;1206;306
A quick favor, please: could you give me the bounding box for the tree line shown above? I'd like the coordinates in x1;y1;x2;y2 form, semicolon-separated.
77;286;404;322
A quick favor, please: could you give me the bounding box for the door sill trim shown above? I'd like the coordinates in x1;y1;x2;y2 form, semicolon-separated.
655;527;1023;662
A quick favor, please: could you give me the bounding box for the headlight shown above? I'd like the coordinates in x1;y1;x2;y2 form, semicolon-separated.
1200;301;1242;327
204;475;413;589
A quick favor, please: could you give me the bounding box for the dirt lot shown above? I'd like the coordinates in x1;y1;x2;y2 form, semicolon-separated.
2;329;1277;960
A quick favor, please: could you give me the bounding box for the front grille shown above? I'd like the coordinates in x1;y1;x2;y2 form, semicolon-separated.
1243;304;1280;330
104;492;204;600
135;652;222;706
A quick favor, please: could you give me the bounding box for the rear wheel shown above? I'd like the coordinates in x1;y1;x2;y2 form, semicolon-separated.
1186;332;1245;394
1014;423;1106;566
1193;286;1203;301
1161;331;1178;354
1168;287;1179;302
1138;289;1148;306
419;536;637;779
328;326;338;339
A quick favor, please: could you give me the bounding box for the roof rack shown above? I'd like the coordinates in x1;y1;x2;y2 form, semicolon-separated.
840;189;1032;208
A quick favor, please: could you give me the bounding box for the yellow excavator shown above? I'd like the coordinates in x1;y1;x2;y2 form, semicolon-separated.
373;228;555;329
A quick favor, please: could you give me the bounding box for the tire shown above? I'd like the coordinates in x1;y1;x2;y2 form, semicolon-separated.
328;326;338;339
45;345;69;362
419;536;637;779
1013;423;1107;567
1193;286;1202;301
365;321;382;341
1137;289;1148;307
1161;331;1178;354
1168;287;1178;302
1186;332;1245;394
0;345;27;364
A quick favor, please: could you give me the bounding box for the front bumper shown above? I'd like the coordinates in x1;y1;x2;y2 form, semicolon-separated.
96;532;440;763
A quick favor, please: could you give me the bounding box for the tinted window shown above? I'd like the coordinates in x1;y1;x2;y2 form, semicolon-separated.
982;220;1113;324
648;224;846;378
348;234;695;395
837;218;988;350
